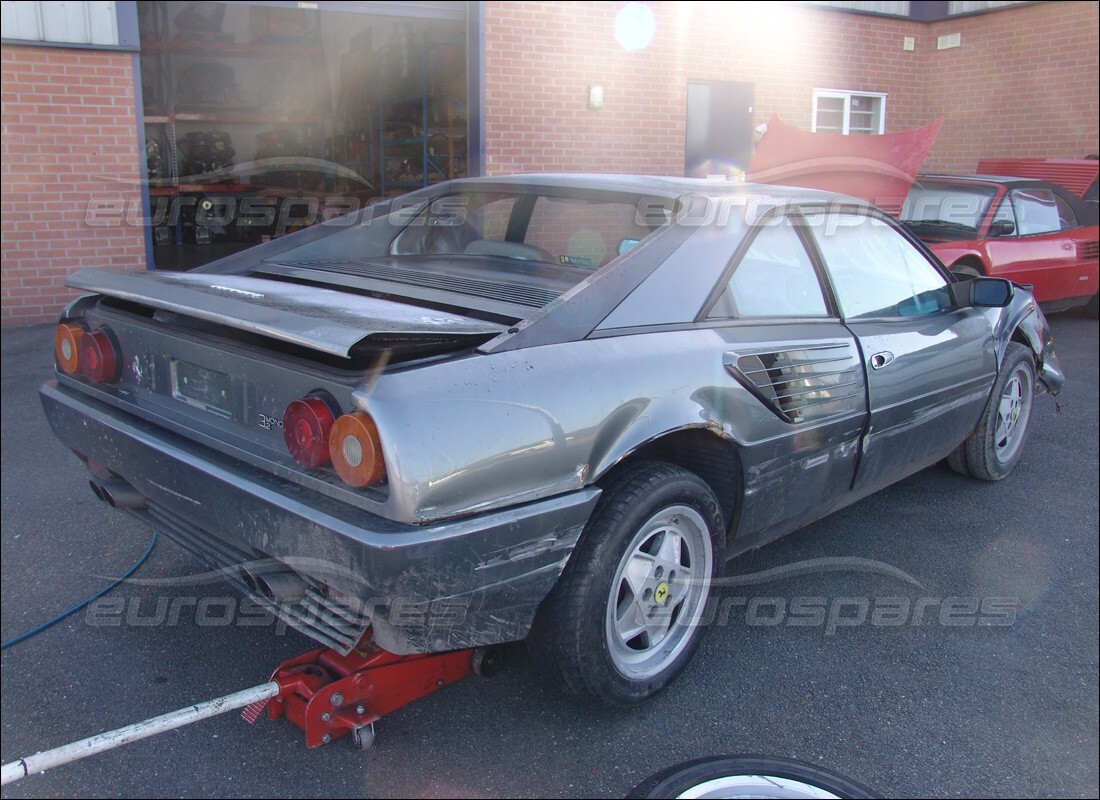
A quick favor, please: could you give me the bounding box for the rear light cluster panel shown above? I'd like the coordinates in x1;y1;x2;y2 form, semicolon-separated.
55;320;387;491
54;322;120;385
283;393;387;488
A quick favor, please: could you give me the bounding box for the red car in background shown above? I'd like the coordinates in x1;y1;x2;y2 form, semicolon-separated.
901;175;1099;315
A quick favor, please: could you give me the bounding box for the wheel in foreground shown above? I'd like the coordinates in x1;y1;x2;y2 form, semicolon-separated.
528;461;724;706
947;341;1035;481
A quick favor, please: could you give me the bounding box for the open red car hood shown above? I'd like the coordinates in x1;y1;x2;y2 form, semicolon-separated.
747;115;943;216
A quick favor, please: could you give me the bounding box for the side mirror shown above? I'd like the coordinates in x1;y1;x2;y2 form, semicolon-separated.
988;219;1015;237
951;276;1014;308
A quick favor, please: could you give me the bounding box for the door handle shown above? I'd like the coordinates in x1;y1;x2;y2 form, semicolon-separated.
870;351;894;370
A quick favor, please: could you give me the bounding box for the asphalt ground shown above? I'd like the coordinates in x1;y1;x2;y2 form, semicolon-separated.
1;312;1097;799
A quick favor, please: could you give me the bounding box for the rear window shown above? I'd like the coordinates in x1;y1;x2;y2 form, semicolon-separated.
256;187;677;316
524;197;660;269
387;191;672;268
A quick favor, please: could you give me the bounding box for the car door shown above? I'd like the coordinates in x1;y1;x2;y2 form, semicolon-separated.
802;206;998;494
697;213;868;535
986;187;1096;302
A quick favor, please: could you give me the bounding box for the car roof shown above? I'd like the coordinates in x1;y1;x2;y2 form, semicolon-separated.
914;173;1099;226
917;173;1057;190
443;173;864;204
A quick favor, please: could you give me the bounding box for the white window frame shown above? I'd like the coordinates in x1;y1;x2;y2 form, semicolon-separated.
811;89;887;134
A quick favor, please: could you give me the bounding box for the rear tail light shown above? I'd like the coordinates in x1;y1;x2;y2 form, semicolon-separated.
283;394;338;468
78;328;120;385
54;322;85;374
329;412;386;488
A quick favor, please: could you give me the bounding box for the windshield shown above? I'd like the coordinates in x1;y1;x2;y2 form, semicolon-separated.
900;182;999;231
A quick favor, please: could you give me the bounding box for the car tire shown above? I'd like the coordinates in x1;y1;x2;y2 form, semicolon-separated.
528;461;724;707
1086;291;1099;319
948;342;1035;481
626;755;881;799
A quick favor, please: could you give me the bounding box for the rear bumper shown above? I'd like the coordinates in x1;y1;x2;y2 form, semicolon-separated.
40;381;598;654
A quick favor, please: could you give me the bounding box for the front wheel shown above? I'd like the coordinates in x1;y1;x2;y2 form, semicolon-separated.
528;462;724;707
947;342;1035;481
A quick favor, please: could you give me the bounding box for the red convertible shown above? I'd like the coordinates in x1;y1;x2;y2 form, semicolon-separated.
902;175;1099;314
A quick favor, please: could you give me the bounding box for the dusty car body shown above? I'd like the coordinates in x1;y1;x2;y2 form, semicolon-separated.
901;174;1099;313
41;174;1064;705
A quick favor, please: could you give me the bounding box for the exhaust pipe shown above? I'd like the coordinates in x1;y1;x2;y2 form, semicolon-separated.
98;480;147;510
254;570;307;605
237;563;307;605
237;567;259;593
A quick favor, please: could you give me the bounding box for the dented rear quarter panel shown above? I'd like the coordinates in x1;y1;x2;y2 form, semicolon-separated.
361;323;868;540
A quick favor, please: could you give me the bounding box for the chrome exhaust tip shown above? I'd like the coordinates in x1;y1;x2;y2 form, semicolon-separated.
99;480;146;510
254;570;307;605
237;566;259;593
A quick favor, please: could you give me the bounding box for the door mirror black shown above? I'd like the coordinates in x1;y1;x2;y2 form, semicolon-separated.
951;276;1014;308
988;219;1015;237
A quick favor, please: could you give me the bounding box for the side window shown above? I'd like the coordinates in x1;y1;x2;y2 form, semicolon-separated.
1054;193;1078;230
708;218;828;318
991;196;1016;233
1011;189;1065;235
808;212;951;319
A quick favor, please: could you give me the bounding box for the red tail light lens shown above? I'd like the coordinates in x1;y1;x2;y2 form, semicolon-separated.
329;412;386;488
54;322;85;374
79;328;120;385
283;395;338;468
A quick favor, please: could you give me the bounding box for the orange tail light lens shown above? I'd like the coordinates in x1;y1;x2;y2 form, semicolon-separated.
54;322;85;374
283;395;338;468
329;412;386;488
79;328;120;385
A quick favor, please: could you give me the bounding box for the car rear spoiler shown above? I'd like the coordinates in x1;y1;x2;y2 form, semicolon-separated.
65;269;507;357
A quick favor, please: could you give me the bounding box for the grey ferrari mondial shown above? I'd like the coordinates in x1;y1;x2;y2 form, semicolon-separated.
41;175;1063;706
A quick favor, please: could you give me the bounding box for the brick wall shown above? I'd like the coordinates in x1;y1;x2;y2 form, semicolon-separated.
922;1;1100;172
1;45;145;326
482;2;925;177
482;1;1099;177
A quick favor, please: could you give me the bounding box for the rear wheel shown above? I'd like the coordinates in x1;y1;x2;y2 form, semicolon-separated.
528;462;724;706
947;342;1035;481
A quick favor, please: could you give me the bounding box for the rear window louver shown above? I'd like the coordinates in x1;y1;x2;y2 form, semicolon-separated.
265;259;561;308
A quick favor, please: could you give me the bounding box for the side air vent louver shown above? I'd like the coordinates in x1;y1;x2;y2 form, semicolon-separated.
726;341;865;425
1077;241;1099;261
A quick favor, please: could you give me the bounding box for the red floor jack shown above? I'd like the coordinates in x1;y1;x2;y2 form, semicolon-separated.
1;631;502;785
